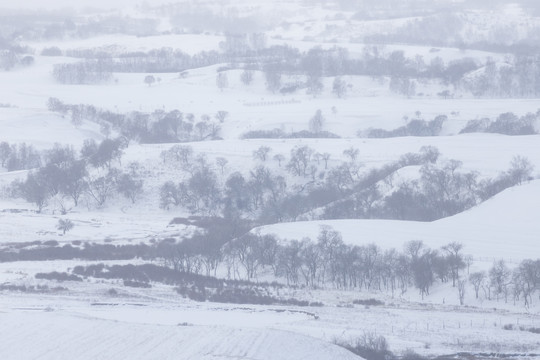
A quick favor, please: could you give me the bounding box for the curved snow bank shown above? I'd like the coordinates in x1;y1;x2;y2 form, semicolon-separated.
0;310;360;360
257;180;540;262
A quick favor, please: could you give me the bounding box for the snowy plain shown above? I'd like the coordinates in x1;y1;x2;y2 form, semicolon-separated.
1;0;540;359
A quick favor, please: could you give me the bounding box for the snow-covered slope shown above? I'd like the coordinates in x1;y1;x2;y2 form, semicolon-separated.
256;179;540;262
0;310;360;360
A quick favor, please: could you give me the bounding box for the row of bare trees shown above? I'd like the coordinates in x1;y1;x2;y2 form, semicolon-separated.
157;224;540;307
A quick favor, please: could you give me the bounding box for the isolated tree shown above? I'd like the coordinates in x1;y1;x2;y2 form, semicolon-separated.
321;153;331;169
343;147;359;162
457;279;466;305
332;77;347;98
57;218;74;235
144;75;156;87
240;69;254;85
253;146;271;162
216;72;229;91
308;109;325;133
215;157;228;175
215;111;229;123
273;154;285;167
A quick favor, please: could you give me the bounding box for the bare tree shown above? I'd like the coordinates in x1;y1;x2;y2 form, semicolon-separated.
469;271;486;299
273;154;285;167
457;279;466;305
215;111;229;123
216;157;228;175
332;77;347;98
343;147;359;162
253;146;272;162
216;72;229;91
57;218;74;235
309;109;325;133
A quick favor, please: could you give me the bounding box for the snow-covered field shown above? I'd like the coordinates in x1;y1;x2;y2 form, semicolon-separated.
1;0;540;358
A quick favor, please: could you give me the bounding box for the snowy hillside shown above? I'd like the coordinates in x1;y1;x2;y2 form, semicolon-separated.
256;179;540;262
1;0;540;358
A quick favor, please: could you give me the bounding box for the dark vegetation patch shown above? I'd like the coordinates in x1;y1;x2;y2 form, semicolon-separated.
0;283;67;293
242;128;340;139
0;242;152;262
352;299;384;306
364;115;446;138
35;271;83;282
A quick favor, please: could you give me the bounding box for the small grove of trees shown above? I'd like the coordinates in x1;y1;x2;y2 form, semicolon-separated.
469;259;540;308
52;60;113;84
159;159;222;215
462;56;540;98
0;141;41;171
11;141;143;212
362;110;539;138
364;115;447;138
460;111;539;136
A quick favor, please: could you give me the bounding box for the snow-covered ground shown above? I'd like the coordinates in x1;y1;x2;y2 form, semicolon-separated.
1;0;540;358
0;308;359;360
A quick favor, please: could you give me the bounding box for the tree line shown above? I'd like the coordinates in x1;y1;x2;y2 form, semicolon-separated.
47;98;224;144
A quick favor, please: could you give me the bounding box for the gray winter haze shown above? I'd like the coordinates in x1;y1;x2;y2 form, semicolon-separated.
0;0;539;359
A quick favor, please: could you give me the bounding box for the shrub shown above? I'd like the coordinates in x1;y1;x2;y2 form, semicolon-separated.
123;279;151;288
335;333;393;360
353;298;384;306
35;272;83;282
401;349;428;360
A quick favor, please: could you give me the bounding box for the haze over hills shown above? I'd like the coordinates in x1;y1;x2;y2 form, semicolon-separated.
0;0;539;358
